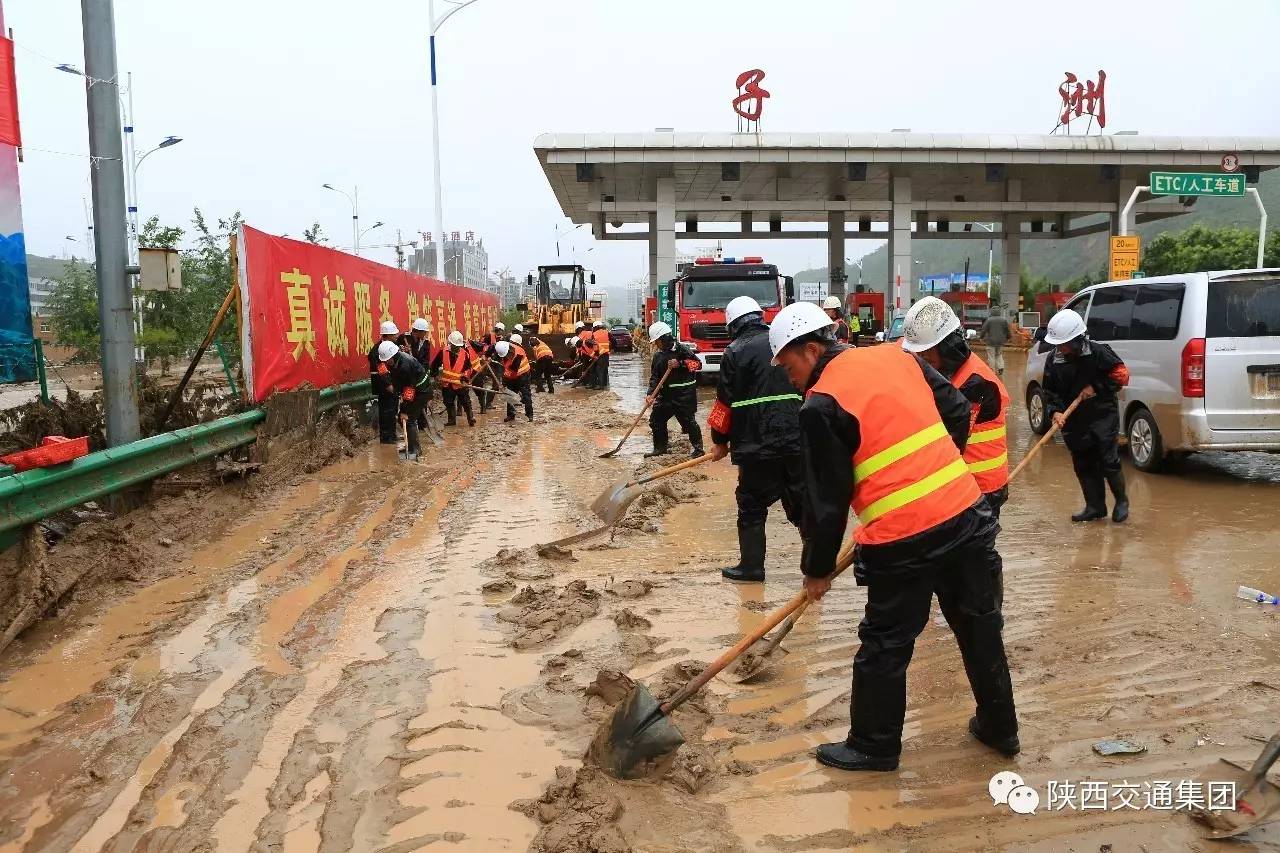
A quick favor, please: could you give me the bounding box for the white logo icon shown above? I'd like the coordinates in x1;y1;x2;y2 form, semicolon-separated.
989;771;1025;806
1007;785;1040;815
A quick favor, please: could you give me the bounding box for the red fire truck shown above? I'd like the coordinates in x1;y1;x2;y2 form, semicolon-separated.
939;291;991;331
1034;291;1074;325
844;290;886;336
657;256;793;375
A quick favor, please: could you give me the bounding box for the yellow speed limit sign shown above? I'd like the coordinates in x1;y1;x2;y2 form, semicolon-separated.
1110;235;1141;281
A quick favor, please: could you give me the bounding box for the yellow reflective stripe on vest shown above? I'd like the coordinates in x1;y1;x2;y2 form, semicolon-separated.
853;422;949;482
967;452;1008;474
731;393;803;408
969;425;1007;444
858;457;970;525
667;380;697;388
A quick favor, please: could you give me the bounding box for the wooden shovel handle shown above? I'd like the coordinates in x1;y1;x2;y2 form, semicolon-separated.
631;452;716;487
660;589;809;714
754;540;857;656
612;363;674;446
1008;391;1086;482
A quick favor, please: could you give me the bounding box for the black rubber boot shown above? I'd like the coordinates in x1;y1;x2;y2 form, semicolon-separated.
814;742;899;772
644;447;669;458
689;445;705;459
1107;471;1129;523
721;523;766;582
969;715;1021;756
1071;475;1108;522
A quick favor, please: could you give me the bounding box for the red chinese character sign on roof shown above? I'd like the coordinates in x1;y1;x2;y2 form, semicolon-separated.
1053;70;1106;134
733;69;770;132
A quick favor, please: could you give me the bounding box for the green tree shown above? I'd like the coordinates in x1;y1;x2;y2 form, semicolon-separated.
137;217;188;372
1140;225;1280;277
303;222;327;244
606;316;622;327
45;260;101;360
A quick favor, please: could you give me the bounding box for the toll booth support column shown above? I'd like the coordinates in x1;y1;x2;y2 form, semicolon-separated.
650;176;676;291
827;211;846;301
1000;215;1021;319
887;176;912;312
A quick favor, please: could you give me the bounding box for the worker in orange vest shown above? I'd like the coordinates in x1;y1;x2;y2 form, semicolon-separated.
573;322;599;388
495;340;534;422
431;330;477;427
529;335;557;393
901;297;1009;518
769;301;1018;773
591;320;612;388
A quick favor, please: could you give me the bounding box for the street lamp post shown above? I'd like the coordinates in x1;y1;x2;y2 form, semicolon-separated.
965;222;997;298
555;222;587;258
427;0;482;279
323;183;360;255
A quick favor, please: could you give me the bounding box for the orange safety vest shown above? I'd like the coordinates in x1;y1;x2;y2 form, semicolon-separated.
593;328;611;354
810;346;981;546
533;341;553;361
951;354;1010;493
502;350;531;381
440;347;471;390
577;336;597;358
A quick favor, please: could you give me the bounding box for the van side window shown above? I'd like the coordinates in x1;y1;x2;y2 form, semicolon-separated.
1086;286;1137;341
1207;278;1280;337
1130;283;1185;340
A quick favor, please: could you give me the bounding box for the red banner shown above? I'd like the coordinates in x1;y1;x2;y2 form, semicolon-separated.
0;37;19;149
237;225;499;403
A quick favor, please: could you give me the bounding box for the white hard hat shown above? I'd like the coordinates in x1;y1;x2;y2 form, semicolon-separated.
448;330;465;347
648;321;673;342
593;320;605;328
575;321;585;330
510;333;523;346
725;296;764;326
494;321;506;331
1045;308;1087;345
901;296;961;353
768;302;835;364
570;335;580;345
495;340;511;358
513;323;524;332
411;317;430;332
564;337;573;347
380;320;399;336
822;295;842;311
377;340;399;362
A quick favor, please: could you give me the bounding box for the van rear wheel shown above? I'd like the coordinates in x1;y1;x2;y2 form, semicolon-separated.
1027;386;1050;435
1127;408;1164;473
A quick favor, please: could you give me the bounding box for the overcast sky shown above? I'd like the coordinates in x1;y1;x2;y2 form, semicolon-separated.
11;0;1280;290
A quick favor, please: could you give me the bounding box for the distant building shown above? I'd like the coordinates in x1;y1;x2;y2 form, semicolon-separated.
408;231;489;291
624;278;646;323
495;271;525;309
28;276;54;317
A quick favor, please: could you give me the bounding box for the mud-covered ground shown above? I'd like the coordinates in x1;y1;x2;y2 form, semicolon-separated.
2;352;1279;852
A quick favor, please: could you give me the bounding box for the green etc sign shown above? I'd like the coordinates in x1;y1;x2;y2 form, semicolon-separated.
1150;171;1247;197
657;281;677;331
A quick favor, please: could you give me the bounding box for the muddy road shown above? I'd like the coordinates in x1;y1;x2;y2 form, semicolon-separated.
2;351;1279;852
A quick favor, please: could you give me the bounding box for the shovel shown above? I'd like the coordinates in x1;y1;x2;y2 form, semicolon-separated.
573;355;601;388
1192;731;1280;838
599;363;674;458
591;588;810;780
590;453;716;525
1008;392;1085;481
724;541;856;683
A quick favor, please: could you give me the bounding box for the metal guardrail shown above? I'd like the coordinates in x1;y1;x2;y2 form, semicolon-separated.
0;380;373;550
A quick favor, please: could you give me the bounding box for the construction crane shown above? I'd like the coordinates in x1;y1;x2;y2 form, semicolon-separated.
362;230;420;269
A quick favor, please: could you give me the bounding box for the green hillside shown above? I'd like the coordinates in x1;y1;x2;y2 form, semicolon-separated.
796;170;1280;288
27;254;75;281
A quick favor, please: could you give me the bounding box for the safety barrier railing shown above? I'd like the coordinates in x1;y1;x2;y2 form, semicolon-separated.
0;380;372;551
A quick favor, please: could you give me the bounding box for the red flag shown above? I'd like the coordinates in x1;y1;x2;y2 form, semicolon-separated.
0;36;20;148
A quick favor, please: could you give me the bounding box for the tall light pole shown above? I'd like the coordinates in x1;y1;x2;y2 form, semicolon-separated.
359;221;385;246
427;0;482;279
555;222;587;258
965;222;996;297
80;0;139;446
323;183;359;255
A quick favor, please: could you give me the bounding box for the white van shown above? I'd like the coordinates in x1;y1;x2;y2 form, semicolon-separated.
1023;269;1280;472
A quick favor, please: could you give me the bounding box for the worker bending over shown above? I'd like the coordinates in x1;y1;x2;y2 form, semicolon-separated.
574;323;600;388
368;321;401;444
1041;309;1130;523
902;297;1009;518
770;301;1018;772
469;336;497;414
432;330;477;427
707;296;806;583
495;340;534;422
529;335;557;393
376;340;431;460
645;321;704;459
591;320;611;388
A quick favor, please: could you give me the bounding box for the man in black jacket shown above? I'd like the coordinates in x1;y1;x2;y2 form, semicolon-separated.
375;340;430;459
770;301;1018;773
1041;308;1130;523
645;321;704;458
368;320;401;444
707;296;805;582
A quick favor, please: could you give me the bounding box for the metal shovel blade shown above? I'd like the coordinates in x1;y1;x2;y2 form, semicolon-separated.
589;683;685;780
590;478;642;526
1194;757;1280;838
723;638;791;684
